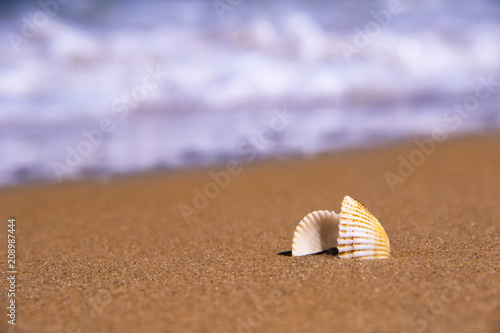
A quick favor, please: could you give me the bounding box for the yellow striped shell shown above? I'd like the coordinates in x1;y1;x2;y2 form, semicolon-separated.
337;196;390;259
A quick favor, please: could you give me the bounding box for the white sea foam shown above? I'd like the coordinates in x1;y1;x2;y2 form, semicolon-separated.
1;0;499;185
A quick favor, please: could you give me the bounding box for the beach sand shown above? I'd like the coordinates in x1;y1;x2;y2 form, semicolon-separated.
1;134;499;333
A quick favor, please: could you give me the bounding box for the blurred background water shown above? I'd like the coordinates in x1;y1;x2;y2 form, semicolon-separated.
1;0;499;186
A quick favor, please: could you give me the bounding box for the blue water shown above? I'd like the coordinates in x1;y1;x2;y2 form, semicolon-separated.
1;0;499;186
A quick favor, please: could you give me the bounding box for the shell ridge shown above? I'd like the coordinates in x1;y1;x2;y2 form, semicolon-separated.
291;210;338;256
337;196;390;259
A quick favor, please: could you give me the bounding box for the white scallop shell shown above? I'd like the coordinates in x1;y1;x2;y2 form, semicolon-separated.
292;210;339;257
337;196;390;259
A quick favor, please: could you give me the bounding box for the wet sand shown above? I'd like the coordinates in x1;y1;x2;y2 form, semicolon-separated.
1;134;499;333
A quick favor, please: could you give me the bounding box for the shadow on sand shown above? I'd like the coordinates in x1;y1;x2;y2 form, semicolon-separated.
277;247;338;257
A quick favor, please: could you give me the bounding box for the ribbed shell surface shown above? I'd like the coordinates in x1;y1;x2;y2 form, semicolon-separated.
337;196;390;259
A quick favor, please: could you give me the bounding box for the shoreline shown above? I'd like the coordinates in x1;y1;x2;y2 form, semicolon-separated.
2;130;498;191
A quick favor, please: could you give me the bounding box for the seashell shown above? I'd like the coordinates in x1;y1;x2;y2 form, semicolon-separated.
337;196;390;259
292;210;339;256
287;196;390;259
